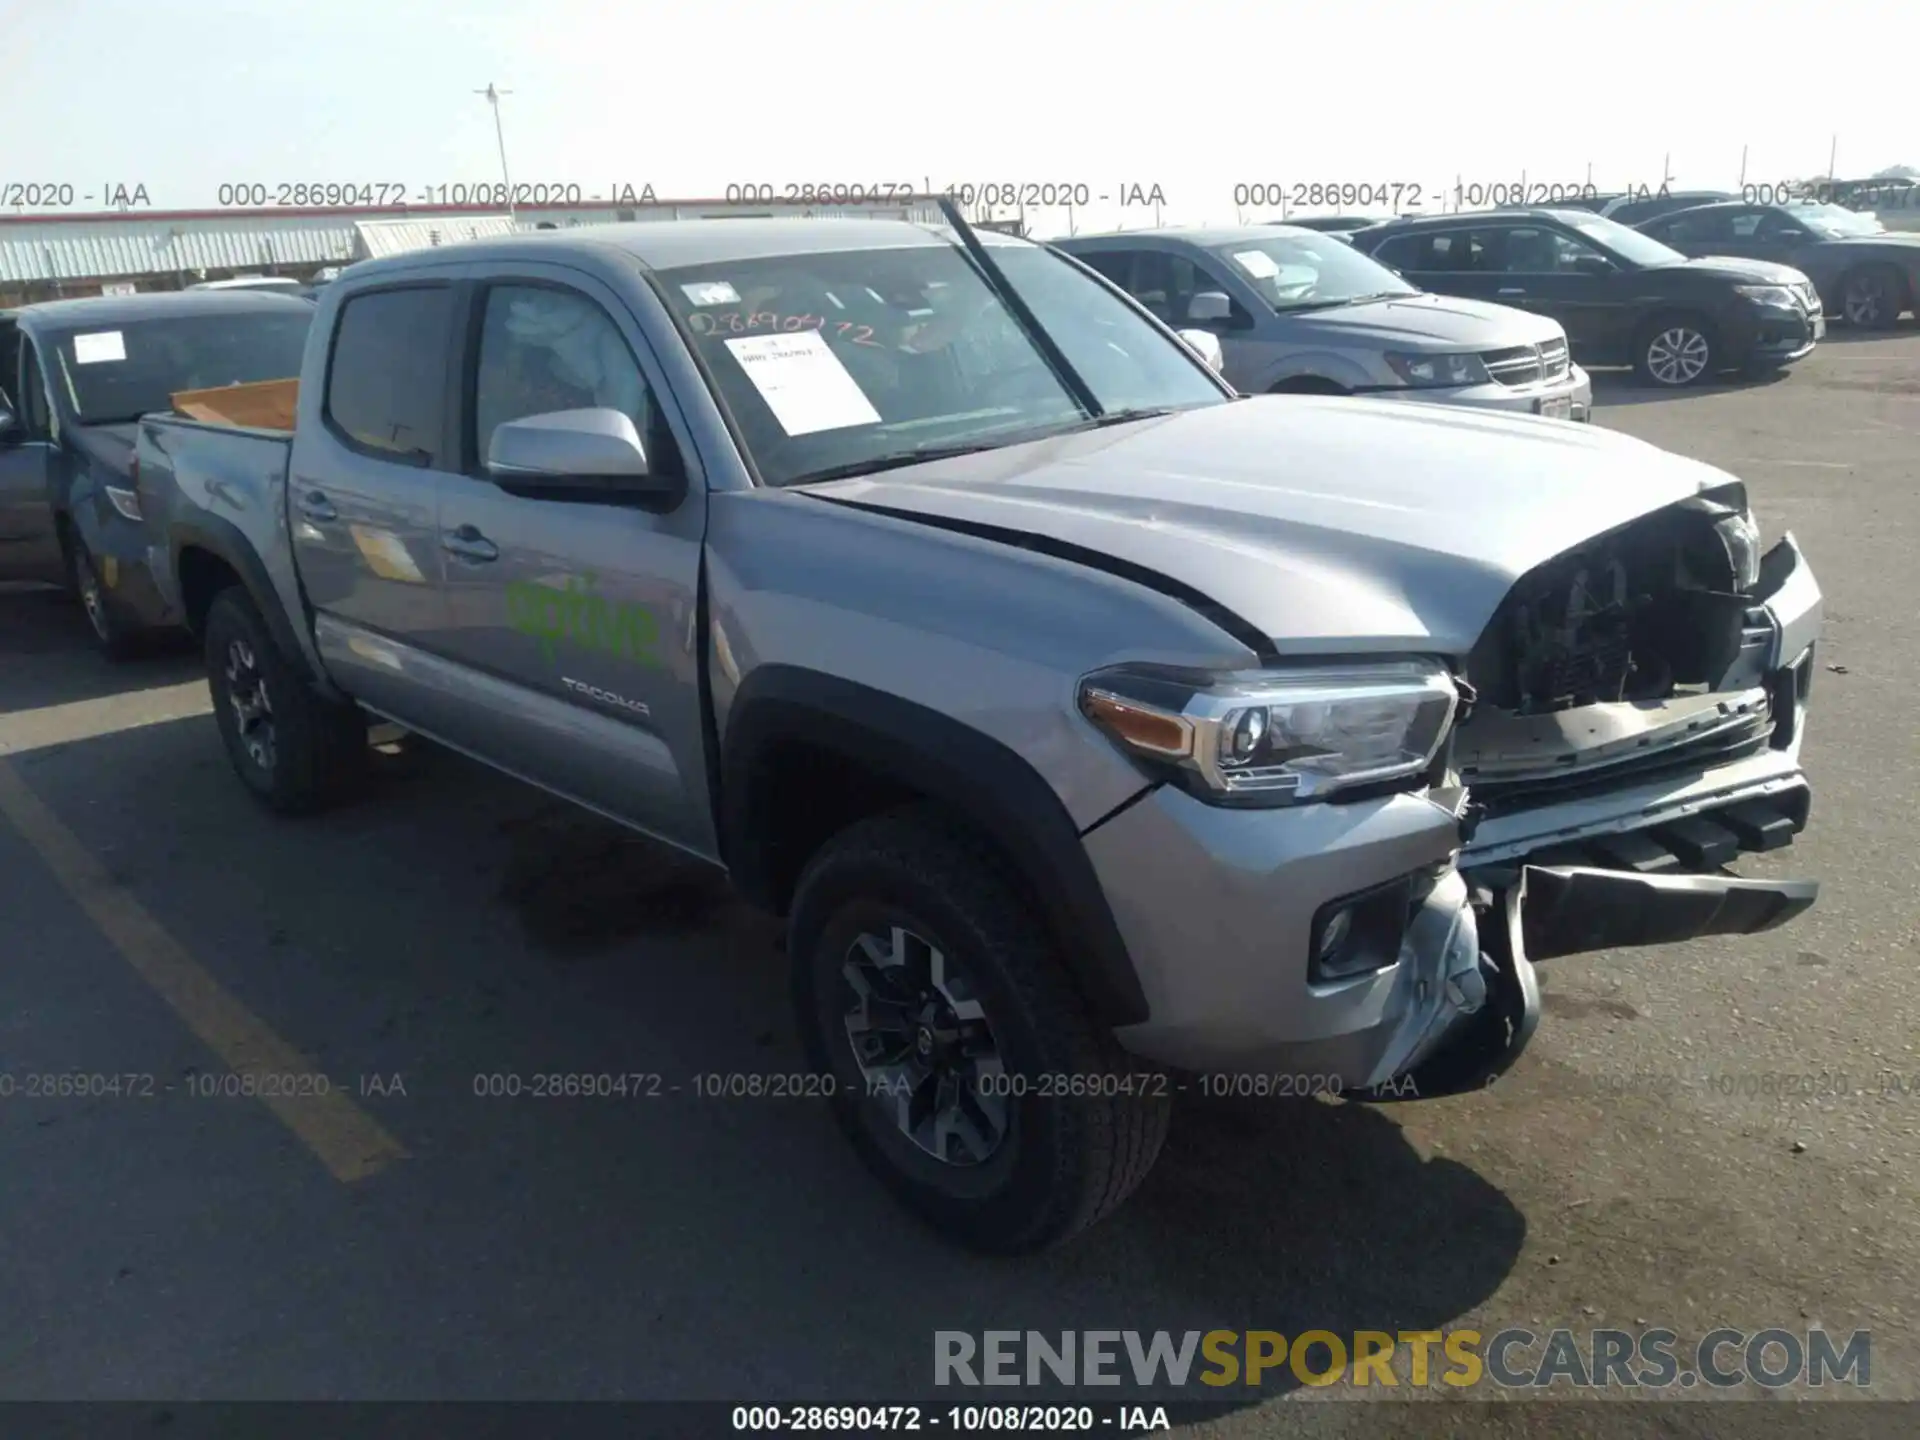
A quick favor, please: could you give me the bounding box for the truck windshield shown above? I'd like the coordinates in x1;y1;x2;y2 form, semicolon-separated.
44;310;313;425
654;240;1228;488
1210;234;1418;311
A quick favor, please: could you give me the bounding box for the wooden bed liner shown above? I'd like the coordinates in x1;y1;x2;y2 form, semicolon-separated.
169;377;299;431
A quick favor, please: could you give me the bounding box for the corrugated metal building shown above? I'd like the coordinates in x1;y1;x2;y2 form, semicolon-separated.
0;197;950;303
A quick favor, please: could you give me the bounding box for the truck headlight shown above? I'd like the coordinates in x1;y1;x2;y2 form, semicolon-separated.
1715;507;1762;591
1382;351;1491;388
1078;660;1458;805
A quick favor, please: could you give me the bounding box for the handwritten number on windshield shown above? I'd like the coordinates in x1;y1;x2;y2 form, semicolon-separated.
688;311;880;346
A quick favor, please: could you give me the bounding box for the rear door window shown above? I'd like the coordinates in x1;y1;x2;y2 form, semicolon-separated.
323;286;455;467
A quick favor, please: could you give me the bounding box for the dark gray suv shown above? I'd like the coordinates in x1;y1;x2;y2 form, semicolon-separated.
1057;227;1590;417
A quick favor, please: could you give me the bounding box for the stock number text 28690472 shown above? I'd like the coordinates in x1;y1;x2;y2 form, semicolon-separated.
212;182;660;209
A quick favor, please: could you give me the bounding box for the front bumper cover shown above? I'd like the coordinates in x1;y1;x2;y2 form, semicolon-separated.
1361;861;1818;1101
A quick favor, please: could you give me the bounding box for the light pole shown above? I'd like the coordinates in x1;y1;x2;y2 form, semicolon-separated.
475;83;515;220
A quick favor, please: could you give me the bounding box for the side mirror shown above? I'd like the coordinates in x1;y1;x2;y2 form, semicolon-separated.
1176;329;1226;374
1571;256;1616;278
486;408;674;503
0;407;19;444
1186;291;1234;323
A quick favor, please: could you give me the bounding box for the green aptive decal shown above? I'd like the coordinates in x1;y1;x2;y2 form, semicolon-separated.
505;573;664;668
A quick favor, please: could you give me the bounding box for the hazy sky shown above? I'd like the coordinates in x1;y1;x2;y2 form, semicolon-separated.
4;0;1908;232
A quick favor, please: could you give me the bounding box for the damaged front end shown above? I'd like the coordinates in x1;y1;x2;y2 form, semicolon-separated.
1368;484;1823;1101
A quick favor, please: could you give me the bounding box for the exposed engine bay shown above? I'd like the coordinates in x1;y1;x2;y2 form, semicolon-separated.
1455;485;1781;802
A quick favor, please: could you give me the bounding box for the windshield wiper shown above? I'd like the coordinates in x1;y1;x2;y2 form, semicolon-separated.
785;440;1014;487
1043;406;1174;434
1282;291;1410;313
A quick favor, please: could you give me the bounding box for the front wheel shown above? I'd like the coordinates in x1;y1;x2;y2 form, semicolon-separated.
790;808;1170;1254
204;587;366;815
1634;316;1716;387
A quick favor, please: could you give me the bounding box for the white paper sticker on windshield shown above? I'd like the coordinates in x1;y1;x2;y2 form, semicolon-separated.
681;281;740;306
1230;250;1281;280
72;331;127;364
724;331;882;436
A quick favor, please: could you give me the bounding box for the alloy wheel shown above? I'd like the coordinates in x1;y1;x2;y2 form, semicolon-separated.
841;924;1009;1166
1844;274;1892;326
1646;327;1710;385
224;638;277;772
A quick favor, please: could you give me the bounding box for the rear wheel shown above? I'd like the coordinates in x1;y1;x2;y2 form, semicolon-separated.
66;530;141;660
790;807;1169;1254
204;587;366;815
1840;265;1907;330
1634;314;1716;387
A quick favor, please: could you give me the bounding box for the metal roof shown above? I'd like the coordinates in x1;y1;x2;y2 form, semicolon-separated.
0;215;359;284
0;201;953;284
354;215;520;258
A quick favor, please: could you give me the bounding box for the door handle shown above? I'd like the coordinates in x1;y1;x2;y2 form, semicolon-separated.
442;524;499;563
1498;287;1527;296
297;489;337;522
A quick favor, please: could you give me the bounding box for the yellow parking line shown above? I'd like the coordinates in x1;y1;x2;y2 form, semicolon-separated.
0;680;213;753
0;759;408;1183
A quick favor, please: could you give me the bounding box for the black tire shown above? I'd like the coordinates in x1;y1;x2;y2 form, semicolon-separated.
1839;264;1907;330
203;586;366;815
790;806;1169;1254
65;530;142;660
1633;313;1717;387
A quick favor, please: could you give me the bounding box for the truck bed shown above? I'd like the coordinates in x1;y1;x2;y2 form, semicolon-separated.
136;413;295;587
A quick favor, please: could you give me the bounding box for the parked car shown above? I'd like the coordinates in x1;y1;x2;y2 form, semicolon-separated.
0;291;313;653
1055;226;1591;417
1634;201;1919;329
1599;190;1738;225
138;214;1820;1254
1552;193;1622;214
1269;215;1381;234
1350;209;1824;387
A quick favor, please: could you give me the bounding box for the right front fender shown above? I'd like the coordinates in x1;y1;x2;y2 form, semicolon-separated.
720;665;1151;1027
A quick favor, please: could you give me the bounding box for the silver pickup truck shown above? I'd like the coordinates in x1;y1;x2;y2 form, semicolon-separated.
134;211;1822;1254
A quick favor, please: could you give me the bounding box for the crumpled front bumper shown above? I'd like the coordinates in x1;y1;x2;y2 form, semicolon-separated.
1362;861;1818;1101
1091;532;1822;1093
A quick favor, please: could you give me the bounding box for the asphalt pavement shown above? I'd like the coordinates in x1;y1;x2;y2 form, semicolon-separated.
2;333;1917;1429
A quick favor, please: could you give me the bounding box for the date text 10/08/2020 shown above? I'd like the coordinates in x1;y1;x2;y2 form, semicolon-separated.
721;181;1168;208
1231;181;1606;210
210;182;661;208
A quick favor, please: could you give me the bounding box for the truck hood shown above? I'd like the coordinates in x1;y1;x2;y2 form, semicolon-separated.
806;397;1739;657
1282;291;1565;349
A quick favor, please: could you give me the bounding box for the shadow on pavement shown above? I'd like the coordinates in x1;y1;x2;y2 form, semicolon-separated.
1;703;1527;1404
0;588;199;714
1588;365;1797;410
